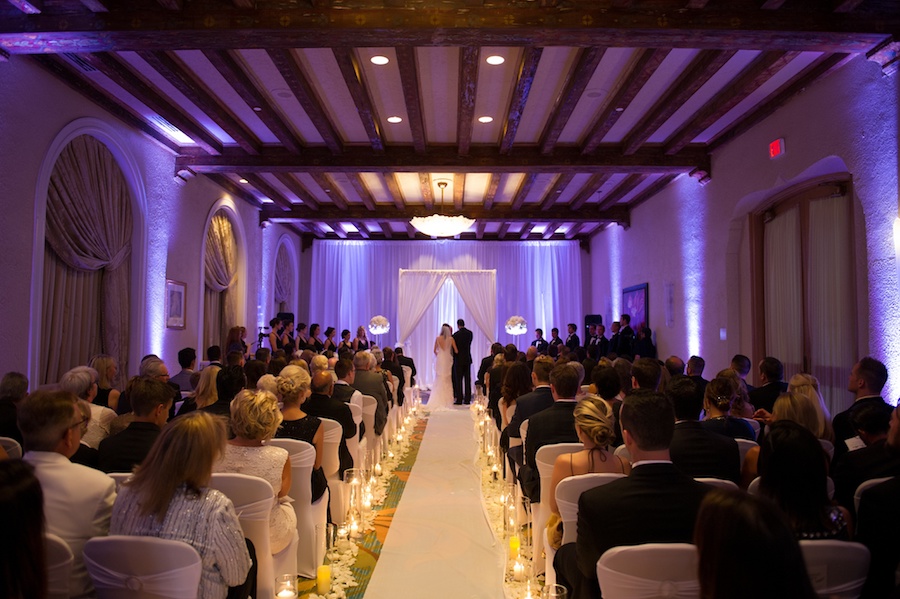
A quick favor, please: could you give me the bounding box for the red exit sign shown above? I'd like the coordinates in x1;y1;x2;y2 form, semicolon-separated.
769;138;785;159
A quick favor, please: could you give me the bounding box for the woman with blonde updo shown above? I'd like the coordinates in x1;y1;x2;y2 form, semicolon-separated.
546;395;629;549
701;376;756;440
716;367;754;418
273;365;327;503
213;389;297;554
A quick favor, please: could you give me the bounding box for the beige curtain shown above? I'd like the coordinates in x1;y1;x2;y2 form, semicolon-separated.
41;134;132;384
764;206;803;378
274;243;292;314
204;211;237;352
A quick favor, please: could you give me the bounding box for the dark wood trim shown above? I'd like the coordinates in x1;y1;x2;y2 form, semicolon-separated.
500;46;542;155
79;0;110;12
243;173;293;210
310;172;348;210
272;173;319;210
597;173;649;210
395;45;426;154
511;173;538;210
382;172;407;210
483;173;502;210
379;221;393;239
541;173;575;211
332;47;384;152
565;223;584;240
347;174;376;211
569;174;612;210
539;46;606;155
175;145;710;174
202;49;304;154
206;173;261;207
496;222;511;240
457;45;479;156
453;173;466;210
7;0;42;14
418;173;434;210
626;174;678;211
475;221;486;240
582;48;670;154
353;221;370;239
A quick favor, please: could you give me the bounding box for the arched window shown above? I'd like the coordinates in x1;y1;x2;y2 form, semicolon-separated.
41;134;133;385
204;210;239;353
274;241;293;315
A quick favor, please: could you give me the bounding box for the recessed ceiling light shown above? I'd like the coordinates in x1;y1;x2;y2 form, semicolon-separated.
615;107;625;112
370;55;390;65
486;55;505;65
477;116;493;124
239;178;249;184
252;106;262;112
387;116;403;124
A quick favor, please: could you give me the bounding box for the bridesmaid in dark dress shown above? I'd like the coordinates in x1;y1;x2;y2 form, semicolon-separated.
274;364;327;502
352;326;369;353
322;327;337;353
338;329;353;354
307;323;325;353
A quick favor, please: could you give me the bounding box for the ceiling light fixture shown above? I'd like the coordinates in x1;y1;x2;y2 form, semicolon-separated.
409;180;474;238
370;55;390;65
477;116;493;123
486;55;505;65
387;116;403;123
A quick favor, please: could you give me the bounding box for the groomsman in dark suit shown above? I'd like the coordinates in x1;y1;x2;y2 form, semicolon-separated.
564;323;580;352
554;391;711;599
584;324;599;359
452;319;474;404
531;328;549;354
608;321;621;355
596;324;609;358
617;314;635;357
549;327;564;351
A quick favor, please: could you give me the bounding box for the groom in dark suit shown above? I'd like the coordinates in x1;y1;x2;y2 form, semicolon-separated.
452;319;474;404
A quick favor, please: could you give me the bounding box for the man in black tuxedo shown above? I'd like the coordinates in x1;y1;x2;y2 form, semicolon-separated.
531;328;549;354
554;391;711;599
686;355;709;400
476;343;503;395
748;356;788;413
452;319;474;404
564;323;580;352
833;356;890;464
303;371;357;475
584;324;598;359
549;327;564;351
380;347;405;406
617;314;635;357
394;347;417;387
98;377;171;473
608;321;621;355
518;362;580;502
505;356;555;468
667;376;741;484
588;324;608;360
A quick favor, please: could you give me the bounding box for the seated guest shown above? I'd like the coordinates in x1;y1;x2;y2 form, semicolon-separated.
310;354;329;376
668;377;741;484
554;391;710;599
758;420;850;540
177;364;220;417
612;357;632;397
833;357;890;463
351;351;389;436
630;357;661;391
111;411;253;599
207;345;223;368
202;365;246;420
395;346;416;387
69;399;100;468
713;367;754;418
730;353;755;393
546;395;627;550
268;357;287;377
695;488;817;599
98;377;172;473
302;371;357;476
476;343;503;395
0;459;46;599
89;354;121;411
519;363;581;503
748;356;788;413
60;365;117;450
255;347;271;365
20;390;116;599
857;473;900;598
591;365;623;446
488;345;518;429
500;361;532;433
225;350;244;368
275;365;327;503
244;359;267;390
332;359;364;440
381;347;405;405
214;389;296;554
169;347;198;392
0;371;28;444
686;355;708;398
833;401;900;515
788;373;834;442
116;356;179;417
701;375;756;440
664;355;685;378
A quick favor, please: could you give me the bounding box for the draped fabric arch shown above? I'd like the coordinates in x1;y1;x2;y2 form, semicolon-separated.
41;134;133;384
204;210;238;352
274;242;293;314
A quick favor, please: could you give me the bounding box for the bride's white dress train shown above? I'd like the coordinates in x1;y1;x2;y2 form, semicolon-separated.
428;338;455;411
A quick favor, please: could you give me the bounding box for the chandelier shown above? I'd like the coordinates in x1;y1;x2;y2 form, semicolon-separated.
409;180;475;238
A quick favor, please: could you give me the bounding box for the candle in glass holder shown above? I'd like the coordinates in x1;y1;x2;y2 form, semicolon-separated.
316;564;331;594
350;519;359;538
509;534;520;559
513;559;525;581
523;580;535;599
374;462;383;477
491;463;499;481
388;450;394;459
396;432;403;443
275;574;298;598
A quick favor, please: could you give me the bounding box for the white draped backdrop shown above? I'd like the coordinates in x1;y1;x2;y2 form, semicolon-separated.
308;240;583;388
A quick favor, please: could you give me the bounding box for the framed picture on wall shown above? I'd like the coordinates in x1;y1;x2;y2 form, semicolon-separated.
622;283;649;329
165;280;186;329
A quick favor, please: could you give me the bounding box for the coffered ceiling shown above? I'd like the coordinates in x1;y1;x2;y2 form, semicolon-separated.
2;0;897;241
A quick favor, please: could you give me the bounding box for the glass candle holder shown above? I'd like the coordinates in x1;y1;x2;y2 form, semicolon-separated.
275;574;297;598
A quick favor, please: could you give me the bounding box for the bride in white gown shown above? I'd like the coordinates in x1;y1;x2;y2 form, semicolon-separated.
428;323;458;411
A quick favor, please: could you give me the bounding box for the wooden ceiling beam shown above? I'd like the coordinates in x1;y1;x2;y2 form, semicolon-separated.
760;0;787;9
202;49;304;154
329;222;348;239
272;173;320;210
138;50;261;155
565;223;585;240
175;146;710;174
475;221;487;240
627;174;678;210
569;174;612;210
78;52;222;155
346;174;376;211
266;48;343;154
540;46;606;155
833;0;865;12
453;173;466;210
596;174;649;210
155;0;182;9
404;222;419;239
542;222;561;240
457;45;479;156
500;46;542;155
242;174;294;211
418;173;434;209
232;0;256;7
540;173;575;211
496;223;511;240
379;221;394;239
353;222;370;239
395;46;427;154
511;173;538;210
260;203;630;224
664;50;799;155
1;9;893;54
7;0;41;13
206;174;261;208
382;172;407;210
582;48;670;154
332;47;384;152
310;173;348;210
483;173;502;210
79;0;110;11
622;49;736;155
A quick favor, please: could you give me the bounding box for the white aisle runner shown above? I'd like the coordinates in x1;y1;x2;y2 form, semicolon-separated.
364;408;507;598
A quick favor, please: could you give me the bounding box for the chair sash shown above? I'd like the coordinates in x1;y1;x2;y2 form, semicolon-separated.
595;564;700;599
234;496;273;521
83;554;200;599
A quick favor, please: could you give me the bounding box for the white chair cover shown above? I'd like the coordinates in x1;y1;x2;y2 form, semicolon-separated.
320;417;345;524
800;540;870;599
46;532;74;599
854;476;892;515
401;365;413;408
266;438;320;578
520;419;529;449
83;536;202;599
208;473;276;599
694;478;739;491
735;438;758;466
361;394;380;466
0;435;22;458
107;472;131;489
534;442;583;575
742;418;761;440
819;439;835;461
347;402;363;470
613;444;631;464
596;543;700;599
